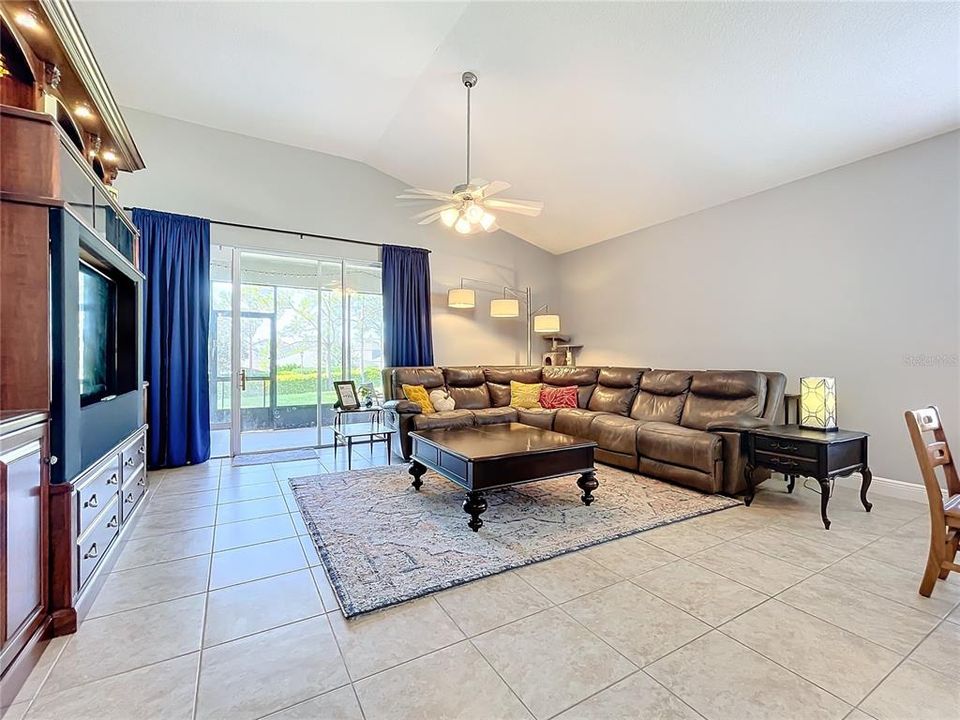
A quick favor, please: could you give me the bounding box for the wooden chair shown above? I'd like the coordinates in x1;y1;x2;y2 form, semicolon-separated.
904;406;960;596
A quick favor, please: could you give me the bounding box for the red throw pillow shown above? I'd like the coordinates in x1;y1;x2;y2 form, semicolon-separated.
540;385;578;409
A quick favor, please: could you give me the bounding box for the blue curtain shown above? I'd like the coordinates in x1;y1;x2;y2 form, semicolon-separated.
133;208;211;468
382;245;434;366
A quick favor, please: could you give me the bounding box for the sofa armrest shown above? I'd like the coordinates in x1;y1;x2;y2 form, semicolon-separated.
705;415;771;432
383;399;422;414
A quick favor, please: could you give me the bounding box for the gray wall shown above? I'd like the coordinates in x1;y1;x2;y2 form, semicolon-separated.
117;109;958;482
115;109;560;367
559;131;960;483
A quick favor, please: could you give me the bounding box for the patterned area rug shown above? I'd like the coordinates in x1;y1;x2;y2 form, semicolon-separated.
289;464;740;616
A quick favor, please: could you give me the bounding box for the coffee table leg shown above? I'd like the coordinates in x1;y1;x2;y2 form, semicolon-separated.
577;471;598;506
408;460;426;490
463;491;487;532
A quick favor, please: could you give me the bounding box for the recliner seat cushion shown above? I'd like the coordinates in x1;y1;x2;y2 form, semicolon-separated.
630;370;693;423
517;408;557;430
588;368;642;415
484;367;542;407
554;408;601;438
470;407;518;425
681;371;766;430
541;366;599;408
411;410;475;431
589;414;645;456
637;422;721;474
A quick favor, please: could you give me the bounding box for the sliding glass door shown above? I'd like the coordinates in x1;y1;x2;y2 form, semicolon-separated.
208;248;383;457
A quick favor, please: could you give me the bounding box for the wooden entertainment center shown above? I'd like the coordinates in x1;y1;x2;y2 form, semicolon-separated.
0;2;148;706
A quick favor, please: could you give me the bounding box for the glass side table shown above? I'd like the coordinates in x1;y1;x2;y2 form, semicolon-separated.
334;405;383;432
332;421;395;470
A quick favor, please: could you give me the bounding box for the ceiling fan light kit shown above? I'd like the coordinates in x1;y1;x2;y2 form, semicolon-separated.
398;71;543;235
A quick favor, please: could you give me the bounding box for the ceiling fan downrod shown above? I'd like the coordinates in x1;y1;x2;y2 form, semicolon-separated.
463;71;477;186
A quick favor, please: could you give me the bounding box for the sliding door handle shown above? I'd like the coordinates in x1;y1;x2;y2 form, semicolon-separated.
238;369;247;391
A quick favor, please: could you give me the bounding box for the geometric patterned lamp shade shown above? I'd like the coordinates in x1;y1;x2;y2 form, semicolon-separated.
799;376;838;431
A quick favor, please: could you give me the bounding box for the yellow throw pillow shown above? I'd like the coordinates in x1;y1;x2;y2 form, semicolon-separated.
402;384;435;414
510;381;543;409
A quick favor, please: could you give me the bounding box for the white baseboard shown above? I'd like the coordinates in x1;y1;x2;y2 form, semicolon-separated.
833;473;932;506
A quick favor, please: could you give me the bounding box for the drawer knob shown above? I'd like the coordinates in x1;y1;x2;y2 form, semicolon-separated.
85;494;98;508
138;445;145;455
125;492;134;503
107;515;119;528
84;543;98;560
124;457;136;467
137;478;146;487
45;455;58;466
107;472;119;485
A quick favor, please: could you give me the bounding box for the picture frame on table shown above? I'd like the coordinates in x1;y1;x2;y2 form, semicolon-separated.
334;380;360;410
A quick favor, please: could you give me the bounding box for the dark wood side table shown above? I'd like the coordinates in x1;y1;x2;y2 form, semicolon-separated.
744;425;872;530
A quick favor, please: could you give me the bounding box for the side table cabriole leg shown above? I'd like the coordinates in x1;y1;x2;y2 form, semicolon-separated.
463;491;487;532
409;460;426;490
786;475;796;494
577;471;598;505
859;465;873;512
818;478;832;530
743;464;756;507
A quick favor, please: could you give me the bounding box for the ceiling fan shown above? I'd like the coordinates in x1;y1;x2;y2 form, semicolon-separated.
397;71;543;235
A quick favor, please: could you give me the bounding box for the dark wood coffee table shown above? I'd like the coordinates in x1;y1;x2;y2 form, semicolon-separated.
408;423;598;531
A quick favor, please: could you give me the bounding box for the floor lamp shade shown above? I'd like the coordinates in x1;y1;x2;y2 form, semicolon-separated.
490;298;520;317
447;287;475;308
799;377;838;430
533;314;560;333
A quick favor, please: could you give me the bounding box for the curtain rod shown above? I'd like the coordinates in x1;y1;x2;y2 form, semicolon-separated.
123;208;431;254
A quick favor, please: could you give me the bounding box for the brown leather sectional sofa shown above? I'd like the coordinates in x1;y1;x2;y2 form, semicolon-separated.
381;366;786;496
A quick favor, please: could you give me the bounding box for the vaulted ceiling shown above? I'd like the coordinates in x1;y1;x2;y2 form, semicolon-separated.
75;1;959;253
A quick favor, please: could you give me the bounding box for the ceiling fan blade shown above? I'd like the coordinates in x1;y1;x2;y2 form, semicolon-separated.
417;213;443;225
396;194;458;202
402;187;457;198
484;197;544;217
479;180;511;198
469;178;489;188
410;204;454;221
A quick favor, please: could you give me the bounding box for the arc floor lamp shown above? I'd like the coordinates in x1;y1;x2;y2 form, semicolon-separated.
447;278;560;365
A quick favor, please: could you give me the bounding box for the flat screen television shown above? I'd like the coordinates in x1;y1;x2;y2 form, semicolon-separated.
78;261;118;405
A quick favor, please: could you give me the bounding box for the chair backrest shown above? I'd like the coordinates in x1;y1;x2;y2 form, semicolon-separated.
904;406;960;523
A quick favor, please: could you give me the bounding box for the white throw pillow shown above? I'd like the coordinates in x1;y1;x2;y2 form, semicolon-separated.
429;388;456;412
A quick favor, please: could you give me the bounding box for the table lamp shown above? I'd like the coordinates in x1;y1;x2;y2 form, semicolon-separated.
799;377;838;431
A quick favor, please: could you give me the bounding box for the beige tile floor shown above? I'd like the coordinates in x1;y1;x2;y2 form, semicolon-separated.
4;446;959;720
